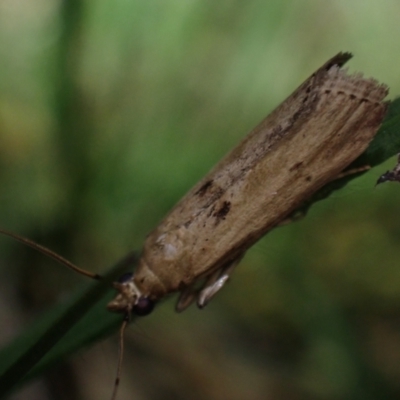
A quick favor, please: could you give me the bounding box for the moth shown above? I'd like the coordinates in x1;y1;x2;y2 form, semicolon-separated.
0;52;389;400
108;52;389;314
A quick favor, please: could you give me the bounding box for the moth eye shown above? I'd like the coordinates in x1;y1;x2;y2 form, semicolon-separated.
133;297;155;316
117;272;134;283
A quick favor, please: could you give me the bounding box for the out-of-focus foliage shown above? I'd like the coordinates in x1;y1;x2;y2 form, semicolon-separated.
2;1;400;400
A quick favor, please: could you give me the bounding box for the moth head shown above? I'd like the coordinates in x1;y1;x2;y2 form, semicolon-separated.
107;272;155;317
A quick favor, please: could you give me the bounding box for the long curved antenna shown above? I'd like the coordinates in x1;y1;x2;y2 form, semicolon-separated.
0;228;102;281
110;316;129;400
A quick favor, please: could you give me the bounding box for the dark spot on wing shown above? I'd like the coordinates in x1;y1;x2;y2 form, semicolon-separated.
213;201;231;222
195;180;213;196
289;161;303;172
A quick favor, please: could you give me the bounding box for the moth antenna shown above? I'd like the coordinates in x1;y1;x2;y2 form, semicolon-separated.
0;228;102;281
110;316;129;400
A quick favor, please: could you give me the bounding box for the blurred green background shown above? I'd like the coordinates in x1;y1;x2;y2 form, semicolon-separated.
2;1;400;399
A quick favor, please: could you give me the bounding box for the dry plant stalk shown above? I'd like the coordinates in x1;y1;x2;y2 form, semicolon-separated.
108;52;389;315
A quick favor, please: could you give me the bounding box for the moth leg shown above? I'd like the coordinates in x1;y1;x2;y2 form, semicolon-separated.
176;284;198;312
376;153;400;184
335;164;370;180
175;254;244;312
197;254;244;309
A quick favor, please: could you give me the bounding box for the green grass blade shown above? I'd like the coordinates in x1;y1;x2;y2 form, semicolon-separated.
0;253;137;398
357;97;400;167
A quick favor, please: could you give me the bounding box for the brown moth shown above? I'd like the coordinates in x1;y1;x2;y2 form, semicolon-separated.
106;52;389;315
0;52;389;400
2;53;388;316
